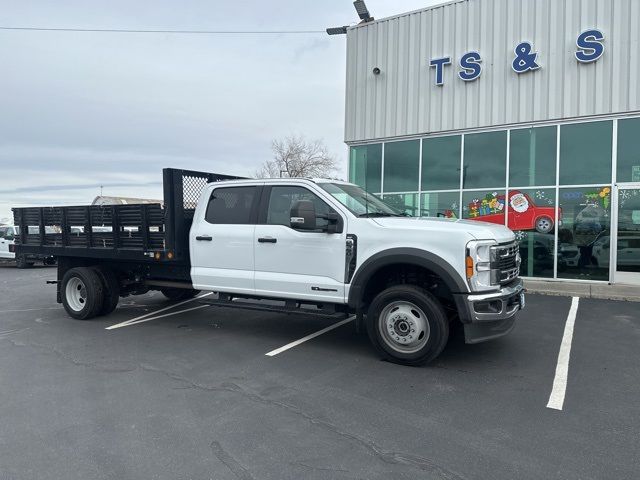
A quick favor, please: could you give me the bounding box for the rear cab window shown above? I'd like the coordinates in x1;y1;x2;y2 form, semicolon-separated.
205;186;259;225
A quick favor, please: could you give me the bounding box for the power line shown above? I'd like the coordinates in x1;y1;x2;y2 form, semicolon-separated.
0;26;325;35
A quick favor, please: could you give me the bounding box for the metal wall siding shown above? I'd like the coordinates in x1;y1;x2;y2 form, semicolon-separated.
345;0;640;143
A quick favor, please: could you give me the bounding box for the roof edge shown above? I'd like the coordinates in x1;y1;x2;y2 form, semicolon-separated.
347;0;471;31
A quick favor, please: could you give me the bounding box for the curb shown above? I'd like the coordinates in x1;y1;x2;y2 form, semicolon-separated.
523;279;640;302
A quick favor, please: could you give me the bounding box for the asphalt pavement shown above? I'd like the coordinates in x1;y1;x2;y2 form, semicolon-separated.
0;264;638;480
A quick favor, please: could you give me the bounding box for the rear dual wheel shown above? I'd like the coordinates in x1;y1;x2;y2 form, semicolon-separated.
366;285;449;366
61;267;104;320
61;266;120;320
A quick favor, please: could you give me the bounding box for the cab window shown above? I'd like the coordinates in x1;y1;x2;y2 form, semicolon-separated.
266;186;333;230
205;186;257;225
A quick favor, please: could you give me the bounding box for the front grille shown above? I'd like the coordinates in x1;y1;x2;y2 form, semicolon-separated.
492;242;520;284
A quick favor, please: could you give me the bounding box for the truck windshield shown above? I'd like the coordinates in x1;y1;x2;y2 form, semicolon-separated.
318;183;408;217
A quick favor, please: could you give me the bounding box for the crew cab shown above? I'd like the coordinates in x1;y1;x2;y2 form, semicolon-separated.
13;168;524;366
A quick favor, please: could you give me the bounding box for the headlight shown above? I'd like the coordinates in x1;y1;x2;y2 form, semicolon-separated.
466;239;499;291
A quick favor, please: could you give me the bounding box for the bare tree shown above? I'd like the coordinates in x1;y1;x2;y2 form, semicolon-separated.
255;135;338;179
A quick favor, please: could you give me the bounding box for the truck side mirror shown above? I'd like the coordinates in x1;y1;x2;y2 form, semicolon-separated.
317;211;343;234
290;200;317;230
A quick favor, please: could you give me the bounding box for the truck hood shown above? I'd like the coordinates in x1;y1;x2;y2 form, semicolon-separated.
371;217;516;244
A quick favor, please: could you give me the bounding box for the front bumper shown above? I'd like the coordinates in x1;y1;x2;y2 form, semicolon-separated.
453;279;525;344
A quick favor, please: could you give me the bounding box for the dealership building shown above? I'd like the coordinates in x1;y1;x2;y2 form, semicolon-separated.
344;0;640;285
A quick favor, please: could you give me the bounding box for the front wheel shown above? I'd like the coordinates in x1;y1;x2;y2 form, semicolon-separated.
366;285;449;366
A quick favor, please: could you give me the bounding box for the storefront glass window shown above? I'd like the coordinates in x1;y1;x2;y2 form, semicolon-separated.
557;186;611;281
383;140;420;193
462;190;506;224
617;118;640;183
463;131;507;189
382;193;419;217
422;135;461;191
420;192;460;218
349;144;382;193
508;188;556;278
559;121;612;185
509;126;557;187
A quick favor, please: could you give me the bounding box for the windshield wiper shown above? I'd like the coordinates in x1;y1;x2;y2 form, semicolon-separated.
358;212;410;218
358;212;395;218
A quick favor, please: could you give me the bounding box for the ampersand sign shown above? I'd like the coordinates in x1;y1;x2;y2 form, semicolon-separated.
512;42;540;73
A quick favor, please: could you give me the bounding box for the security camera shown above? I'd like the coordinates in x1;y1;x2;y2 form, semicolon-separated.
372;67;381;75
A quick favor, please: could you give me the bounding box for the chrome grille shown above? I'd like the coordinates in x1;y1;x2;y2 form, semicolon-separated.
492;242;520;284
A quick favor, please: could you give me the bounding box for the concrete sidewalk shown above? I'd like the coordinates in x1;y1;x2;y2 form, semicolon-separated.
524;279;640;302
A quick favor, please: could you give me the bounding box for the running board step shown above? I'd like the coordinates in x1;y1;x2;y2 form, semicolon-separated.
197;295;349;319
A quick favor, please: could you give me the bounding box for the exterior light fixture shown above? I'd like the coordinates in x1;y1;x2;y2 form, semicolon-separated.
326;1;373;37
353;0;374;22
326;26;348;35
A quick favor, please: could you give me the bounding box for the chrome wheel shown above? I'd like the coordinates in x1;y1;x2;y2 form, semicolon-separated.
536;216;553;234
378;301;430;354
65;277;87;312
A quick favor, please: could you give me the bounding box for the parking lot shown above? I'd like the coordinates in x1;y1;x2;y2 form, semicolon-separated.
0;264;638;480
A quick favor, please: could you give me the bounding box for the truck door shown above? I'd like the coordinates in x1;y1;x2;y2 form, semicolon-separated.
190;185;261;294
0;227;13;259
254;185;346;303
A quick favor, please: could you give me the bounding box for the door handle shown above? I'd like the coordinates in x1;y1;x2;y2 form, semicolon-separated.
196;235;212;241
258;237;277;244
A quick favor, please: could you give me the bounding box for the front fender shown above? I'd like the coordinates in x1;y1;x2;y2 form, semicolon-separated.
347;248;468;309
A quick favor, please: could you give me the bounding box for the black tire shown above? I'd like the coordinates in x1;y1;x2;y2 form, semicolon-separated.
61;267;105;320
91;266;120;316
16;255;34;269
535;216;554;234
160;288;200;301
366;285;449;366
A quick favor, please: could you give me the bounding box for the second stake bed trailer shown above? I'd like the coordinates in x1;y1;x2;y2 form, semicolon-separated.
13;168;525;366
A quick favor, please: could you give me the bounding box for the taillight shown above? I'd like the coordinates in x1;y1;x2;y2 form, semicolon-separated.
9;244;15;253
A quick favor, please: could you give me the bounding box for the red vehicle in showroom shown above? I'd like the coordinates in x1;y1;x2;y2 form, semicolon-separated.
466;191;558;233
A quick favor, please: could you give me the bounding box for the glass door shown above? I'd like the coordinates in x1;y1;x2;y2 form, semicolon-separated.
613;185;640;285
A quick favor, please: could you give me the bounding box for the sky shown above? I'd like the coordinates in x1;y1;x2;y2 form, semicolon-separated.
0;0;443;222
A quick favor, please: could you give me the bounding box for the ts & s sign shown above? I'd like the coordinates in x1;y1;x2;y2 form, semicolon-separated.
429;29;605;86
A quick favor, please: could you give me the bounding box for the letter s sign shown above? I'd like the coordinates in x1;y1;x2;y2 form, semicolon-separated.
458;52;482;81
575;29;604;63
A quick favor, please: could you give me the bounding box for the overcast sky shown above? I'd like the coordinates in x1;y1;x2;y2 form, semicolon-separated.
0;0;442;222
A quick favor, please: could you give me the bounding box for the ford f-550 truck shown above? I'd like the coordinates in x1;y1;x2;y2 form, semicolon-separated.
13;168;524;366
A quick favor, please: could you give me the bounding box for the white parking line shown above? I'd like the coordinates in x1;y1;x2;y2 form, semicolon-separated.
106;292;213;330
265;316;355;357
547;296;580;411
106;305;210;330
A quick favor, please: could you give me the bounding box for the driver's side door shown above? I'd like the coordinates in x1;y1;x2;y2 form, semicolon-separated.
254;185;346;303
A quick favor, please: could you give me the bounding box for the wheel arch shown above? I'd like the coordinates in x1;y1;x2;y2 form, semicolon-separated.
347;248;468;310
